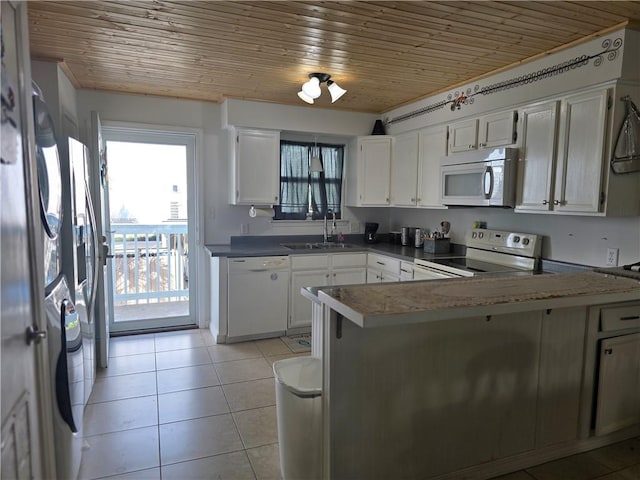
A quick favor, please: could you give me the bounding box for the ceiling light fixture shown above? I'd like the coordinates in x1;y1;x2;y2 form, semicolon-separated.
297;73;347;104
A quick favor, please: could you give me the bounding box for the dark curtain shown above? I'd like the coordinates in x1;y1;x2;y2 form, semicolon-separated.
310;145;343;219
274;141;344;220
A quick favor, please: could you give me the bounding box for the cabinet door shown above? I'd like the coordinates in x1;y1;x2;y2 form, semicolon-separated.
448;118;478;153
358;137;392;205
366;268;383;284
516;101;559;212
289;270;330;329
417;125;448;208
390;132;419;206
536;308;586;447
478;110;517;149
595;332;640;436
232;129;280;205
332;268;366;286
555;89;609;213
399;261;414;281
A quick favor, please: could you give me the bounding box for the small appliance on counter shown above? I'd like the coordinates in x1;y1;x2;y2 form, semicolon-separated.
388;231;402;244
364;222;379;244
401;226;415;246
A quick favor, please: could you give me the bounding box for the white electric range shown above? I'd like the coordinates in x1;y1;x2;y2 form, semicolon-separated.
413;228;542;280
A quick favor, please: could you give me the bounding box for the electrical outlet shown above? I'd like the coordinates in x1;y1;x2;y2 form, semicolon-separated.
606;247;619;266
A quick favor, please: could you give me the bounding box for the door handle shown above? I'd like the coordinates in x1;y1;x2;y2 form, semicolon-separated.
483;166;494;199
25;325;47;345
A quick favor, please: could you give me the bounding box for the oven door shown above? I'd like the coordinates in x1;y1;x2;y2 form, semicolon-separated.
440;159;514;207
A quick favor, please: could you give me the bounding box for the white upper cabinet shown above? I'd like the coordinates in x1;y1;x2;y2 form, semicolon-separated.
516;101;560;212
448;118;479;153
448;110;517;153
355;136;392;206
389;126;447;208
390;131;419;206
478;110;518;149
417;125;448;208
514;86;637;216
228;128;280;205
554;88;610;213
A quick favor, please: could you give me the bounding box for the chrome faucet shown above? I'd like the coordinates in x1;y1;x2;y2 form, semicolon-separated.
323;209;336;243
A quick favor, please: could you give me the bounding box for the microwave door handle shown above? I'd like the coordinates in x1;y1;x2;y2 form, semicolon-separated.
483;166;494;199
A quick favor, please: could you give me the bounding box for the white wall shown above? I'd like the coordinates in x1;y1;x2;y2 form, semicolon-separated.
75;90;384;244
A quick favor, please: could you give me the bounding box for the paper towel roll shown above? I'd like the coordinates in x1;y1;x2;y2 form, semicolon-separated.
249;206;275;218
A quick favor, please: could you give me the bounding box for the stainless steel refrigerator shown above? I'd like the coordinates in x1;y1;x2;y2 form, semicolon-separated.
33;83;85;480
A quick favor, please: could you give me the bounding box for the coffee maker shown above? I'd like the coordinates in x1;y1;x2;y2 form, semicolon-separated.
364;222;379;244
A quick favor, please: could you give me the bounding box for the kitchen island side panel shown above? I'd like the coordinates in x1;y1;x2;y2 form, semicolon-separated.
326;311;542;479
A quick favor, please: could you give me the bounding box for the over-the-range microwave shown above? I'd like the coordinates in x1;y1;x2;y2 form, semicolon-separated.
440;147;517;207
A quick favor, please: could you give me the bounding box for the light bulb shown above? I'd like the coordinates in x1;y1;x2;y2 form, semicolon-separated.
302;76;322;99
327;81;347;102
298;90;314;104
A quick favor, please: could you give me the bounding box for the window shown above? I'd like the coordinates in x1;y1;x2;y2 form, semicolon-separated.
274;141;344;220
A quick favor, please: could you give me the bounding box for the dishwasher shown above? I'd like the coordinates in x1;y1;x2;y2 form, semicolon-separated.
227;256;290;340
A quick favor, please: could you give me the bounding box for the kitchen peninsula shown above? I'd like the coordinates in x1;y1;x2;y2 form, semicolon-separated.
309;272;640;479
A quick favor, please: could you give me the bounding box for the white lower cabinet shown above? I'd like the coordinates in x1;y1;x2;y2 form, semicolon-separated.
367;253;401;283
595;332;640;436
289;253;366;329
400;261;414;281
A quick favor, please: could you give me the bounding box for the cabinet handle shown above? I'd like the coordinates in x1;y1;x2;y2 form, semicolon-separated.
620;315;640;321
325;274;330;278
386;198;389;202
275;196;279;202
604;348;613;355
411;198;415;202
468;144;473;149
553;200;560;205
376;261;385;266
417;198;421;202
479;142;486;148
542;200;549;205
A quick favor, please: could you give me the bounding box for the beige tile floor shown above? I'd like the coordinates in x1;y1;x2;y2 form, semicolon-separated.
79;329;307;479
79;329;640;480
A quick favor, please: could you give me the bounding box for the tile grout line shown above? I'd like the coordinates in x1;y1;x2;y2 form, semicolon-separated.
154;334;163;479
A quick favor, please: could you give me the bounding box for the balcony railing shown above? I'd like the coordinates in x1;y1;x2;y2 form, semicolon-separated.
110;223;188;308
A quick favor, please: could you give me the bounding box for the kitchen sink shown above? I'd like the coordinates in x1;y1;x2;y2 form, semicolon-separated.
281;242;359;250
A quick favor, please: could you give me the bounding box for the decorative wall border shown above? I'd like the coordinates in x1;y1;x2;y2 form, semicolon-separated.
385;37;623;126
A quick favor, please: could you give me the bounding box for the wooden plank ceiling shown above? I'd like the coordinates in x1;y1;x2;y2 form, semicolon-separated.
27;1;640;113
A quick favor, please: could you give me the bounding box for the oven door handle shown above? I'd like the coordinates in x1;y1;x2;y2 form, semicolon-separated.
483;166;494;199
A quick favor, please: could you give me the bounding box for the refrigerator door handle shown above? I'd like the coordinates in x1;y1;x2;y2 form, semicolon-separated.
85;178;100;316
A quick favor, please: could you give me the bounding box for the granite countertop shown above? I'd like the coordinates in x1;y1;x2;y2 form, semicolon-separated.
316;271;640;328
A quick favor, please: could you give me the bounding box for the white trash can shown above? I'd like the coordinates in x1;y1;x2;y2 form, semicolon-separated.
273;357;322;480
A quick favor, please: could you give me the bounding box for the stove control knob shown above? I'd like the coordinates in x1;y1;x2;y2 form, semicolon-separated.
478;232;484;239
472;232;478;239
513;236;520;243
522;238;530;246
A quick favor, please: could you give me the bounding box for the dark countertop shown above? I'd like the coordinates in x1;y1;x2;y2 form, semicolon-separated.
205;235;594;276
205;235;464;262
